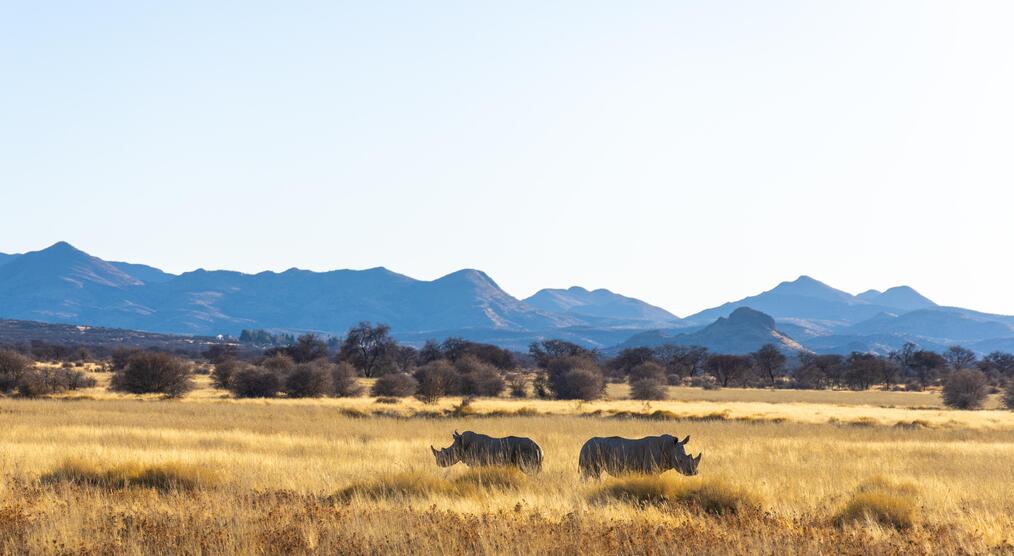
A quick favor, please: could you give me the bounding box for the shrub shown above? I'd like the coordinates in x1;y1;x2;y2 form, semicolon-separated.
460;365;505;397
41;458;221;492
506;372;528;398
229;367;281;398
942;368;989;409
285;361;334;398
109;352;193;397
110;347;141;371
261;354;297;376
0;349;33;393
370;373;418;397
15;367;96;398
560;368;605;401
545;356;606;400
414;360;462;403
211;359;244;389
628;362;666;383
332;362;364;397
589;475;761;516
834;476;918;530
630;378;668;400
1004;381;1014;410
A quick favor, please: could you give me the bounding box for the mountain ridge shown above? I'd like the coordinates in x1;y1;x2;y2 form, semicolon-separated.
0;242;1011;354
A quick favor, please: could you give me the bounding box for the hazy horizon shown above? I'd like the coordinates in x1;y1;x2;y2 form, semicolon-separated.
3;2;1012;316
1;239;1008;319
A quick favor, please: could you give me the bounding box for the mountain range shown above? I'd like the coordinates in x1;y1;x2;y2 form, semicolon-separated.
1;242;1012;355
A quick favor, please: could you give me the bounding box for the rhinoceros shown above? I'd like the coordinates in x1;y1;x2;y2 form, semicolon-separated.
578;434;701;479
431;430;543;473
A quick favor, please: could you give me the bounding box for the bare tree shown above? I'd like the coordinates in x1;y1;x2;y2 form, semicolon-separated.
944;346;977;372
339;322;396;378
752;344;787;386
705;354;751;387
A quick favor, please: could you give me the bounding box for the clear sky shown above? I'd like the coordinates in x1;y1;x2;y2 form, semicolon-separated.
2;2;1012;317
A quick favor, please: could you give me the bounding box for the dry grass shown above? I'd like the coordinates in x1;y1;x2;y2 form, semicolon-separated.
334;466;527;501
40;458;222;492
590;475;762;515
835;476;920;530
1;377;1012;553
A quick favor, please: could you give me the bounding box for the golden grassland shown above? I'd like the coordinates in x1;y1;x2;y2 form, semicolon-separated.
1;369;1012;554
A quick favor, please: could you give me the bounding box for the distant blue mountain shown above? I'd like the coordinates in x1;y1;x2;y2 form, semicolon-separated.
857;286;936;312
614;307;806;354
0;242;1011;354
0;242;580;339
524;286;682;327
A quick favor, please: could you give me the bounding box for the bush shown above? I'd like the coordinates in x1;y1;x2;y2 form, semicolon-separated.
261;354;297;376
1002;381;1014;410
628;362;666;383
942;368;989;409
15;367;96;398
460;364;505;398
834;477;918;530
370;373;418;397
332;362;364;397
211;359;244;389
544;355;606;400
630;378;668;400
561;368;606;401
0;349;32;393
110;347;141;371
229;367;281;398
285;361;334;398
109;352;193;397
414;360;462;403
506;372;528;398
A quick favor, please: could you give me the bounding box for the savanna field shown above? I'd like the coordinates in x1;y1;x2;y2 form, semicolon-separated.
1;370;1012;555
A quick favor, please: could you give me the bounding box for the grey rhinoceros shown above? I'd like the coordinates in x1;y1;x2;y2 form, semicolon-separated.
431;430;543;474
578;434;701;479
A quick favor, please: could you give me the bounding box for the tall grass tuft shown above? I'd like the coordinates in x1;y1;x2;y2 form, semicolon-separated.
452;466;527;492
41;458;221;491
333;467;528;501
834;476;919;529
333;471;460;501
589;475;762;516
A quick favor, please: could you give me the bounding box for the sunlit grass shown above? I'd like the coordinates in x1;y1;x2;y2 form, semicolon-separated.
0;382;1012;553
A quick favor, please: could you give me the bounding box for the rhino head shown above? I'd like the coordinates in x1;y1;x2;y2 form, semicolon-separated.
672;435;702;476
431;430;464;467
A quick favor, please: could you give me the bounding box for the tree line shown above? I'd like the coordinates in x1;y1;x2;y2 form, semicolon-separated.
3;322;1014;410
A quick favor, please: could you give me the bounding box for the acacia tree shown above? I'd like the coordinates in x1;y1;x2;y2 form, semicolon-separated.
705;354;751;387
945;346;977;372
654;345;708;380
340;322;396;377
752;344;787;386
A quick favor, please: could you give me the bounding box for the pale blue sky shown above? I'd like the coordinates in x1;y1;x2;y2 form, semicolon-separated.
2;2;1012;316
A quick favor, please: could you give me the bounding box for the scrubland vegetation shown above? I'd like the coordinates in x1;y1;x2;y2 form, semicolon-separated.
1;325;1013;553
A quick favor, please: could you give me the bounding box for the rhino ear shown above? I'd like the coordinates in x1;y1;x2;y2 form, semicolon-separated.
680;435;690;445
694;453;702;464
453;430;461;439
431;446;438;456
